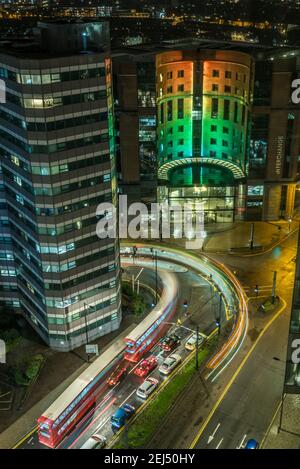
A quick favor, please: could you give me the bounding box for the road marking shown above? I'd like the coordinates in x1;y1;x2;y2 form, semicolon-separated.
128;357;144;374
260;400;282;448
207;422;221;444
119;388;136;408
237;434;247;449
12;425;38;449
135;268;144;282
68;398;116;449
189;298;287;449
216;437;224;449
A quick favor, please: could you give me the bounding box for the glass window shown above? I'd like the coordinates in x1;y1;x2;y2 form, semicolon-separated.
234;102;238;123
160;103;164;124
177;99;184;119
211;98;218;119
42;74;51;84
167;101;173;121
224;100;230;120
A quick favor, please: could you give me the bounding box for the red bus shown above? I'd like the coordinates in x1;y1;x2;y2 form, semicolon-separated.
124;271;178;362
37;337;126;448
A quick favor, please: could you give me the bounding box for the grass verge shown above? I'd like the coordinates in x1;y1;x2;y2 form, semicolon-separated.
113;337;217;449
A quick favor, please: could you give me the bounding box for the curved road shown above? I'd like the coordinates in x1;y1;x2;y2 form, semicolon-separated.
14;248;230;449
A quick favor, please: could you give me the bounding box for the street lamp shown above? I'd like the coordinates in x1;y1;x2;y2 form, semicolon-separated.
212;286;223;334
150;247;158;305
272;356;286;434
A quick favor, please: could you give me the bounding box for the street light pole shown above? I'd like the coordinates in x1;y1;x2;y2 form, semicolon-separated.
159;209;163;242
151;247;158;305
278;391;285;434
271;356;286;434
217;293;222;334
83;302;90;362
195;324;200;370
271;271;277;305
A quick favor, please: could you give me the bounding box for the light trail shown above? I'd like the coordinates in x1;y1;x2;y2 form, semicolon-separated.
122;243;249;380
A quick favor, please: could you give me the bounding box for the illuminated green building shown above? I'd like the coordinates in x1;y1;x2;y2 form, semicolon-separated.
156;50;254;223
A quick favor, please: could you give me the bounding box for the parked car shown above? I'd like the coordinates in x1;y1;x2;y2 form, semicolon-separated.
134;356;158;378
136;377;159;399
111;404;135;433
159;353;181;375
106;364;127;386
185;333;205;352
80;433;106;449
159;334;181;353
245;439;259;449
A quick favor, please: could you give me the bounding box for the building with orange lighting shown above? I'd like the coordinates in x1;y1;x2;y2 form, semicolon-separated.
156;50;254;223
113;43;300;223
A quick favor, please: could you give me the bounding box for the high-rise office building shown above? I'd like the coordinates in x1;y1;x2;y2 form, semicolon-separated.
0;21;122;351
248;54;300;221
156;50;254;223
113;53;157;205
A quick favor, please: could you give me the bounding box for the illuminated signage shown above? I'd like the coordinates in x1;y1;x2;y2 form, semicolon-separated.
275;136;284;176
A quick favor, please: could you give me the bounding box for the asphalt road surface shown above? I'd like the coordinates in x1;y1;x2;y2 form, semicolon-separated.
189;230;297;449
16;260;221;449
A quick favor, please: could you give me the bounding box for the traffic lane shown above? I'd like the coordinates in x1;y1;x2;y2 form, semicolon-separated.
213;230;297;300
19;432;45;450
67;329;199;449
66;270;216;448
193;305;288;449
17;263;214;449
131;247;237;312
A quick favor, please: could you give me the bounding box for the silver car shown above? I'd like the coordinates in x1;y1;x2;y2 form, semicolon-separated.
80;432;106;449
185;333;205;351
158;353;181;375
136;377;159;399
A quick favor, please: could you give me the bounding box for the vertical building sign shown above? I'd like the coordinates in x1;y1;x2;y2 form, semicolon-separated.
275;135;284;177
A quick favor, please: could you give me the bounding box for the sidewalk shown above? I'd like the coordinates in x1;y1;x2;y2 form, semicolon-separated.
202;220;299;254
151;219;299;255
262;394;300;449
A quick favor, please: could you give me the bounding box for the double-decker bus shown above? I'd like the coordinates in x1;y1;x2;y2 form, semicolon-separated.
124;271;179;362
37;336;126;448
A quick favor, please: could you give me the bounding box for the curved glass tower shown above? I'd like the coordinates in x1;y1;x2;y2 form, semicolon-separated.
156;50;254;223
